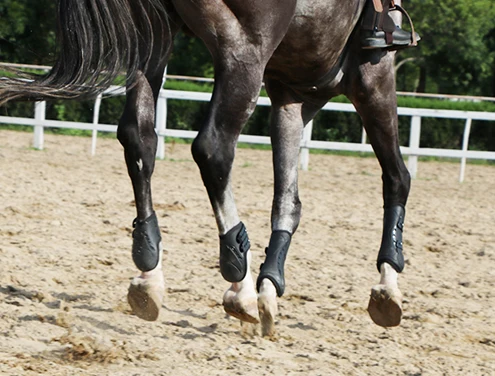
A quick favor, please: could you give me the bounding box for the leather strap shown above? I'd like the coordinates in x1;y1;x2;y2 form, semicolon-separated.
372;0;384;12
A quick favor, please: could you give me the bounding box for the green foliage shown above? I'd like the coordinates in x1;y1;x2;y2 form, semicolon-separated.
165;80;213;93
167;33;213;77
396;97;495;112
1;0;494;154
0;0;57;64
397;0;495;96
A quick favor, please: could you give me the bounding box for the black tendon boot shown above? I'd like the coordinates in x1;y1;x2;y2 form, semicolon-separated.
361;0;420;50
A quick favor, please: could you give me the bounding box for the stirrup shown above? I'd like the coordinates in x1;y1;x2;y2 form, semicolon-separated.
391;4;418;47
361;0;420;50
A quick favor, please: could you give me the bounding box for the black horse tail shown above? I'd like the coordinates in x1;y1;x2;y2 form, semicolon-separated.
0;0;169;105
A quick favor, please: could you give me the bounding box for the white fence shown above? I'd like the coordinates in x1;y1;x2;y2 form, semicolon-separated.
1;85;495;182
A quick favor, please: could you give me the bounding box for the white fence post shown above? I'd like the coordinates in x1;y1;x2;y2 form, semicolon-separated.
459;118;472;183
91;94;103;156
156;93;167;160
156;68;167;160
407;115;421;179
299;120;313;171
361;127;367;145
33;101;46;150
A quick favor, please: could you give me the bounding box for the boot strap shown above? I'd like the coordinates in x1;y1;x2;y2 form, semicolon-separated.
371;0;384;12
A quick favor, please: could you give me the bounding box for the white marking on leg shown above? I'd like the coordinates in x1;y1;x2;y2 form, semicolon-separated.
216;188;240;235
223;250;260;323
379;262;398;288
258;278;278;337
136;158;143;171
127;243;165;321
367;262;403;327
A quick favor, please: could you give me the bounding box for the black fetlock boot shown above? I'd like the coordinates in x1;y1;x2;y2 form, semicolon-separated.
361;0;420;50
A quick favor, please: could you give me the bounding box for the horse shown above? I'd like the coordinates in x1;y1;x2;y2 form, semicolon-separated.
0;0;411;336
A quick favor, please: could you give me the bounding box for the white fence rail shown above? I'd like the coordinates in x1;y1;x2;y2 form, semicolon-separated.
1;86;495;182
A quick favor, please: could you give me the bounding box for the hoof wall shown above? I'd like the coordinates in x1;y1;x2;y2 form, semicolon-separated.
223;300;260;324
127;278;163;322
258;296;277;337
367;285;403;327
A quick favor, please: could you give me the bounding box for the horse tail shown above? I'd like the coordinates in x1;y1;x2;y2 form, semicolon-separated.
0;0;169;105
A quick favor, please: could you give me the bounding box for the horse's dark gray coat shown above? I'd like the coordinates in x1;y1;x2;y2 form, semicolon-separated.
0;0;410;286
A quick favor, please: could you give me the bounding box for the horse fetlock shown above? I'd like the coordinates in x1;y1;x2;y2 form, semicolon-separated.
256;231;292;297
376;205;405;273
132;212;162;272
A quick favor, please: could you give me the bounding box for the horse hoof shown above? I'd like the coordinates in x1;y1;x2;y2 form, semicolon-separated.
258;278;278;337
223;297;260;324
367;284;403;327
127;277;164;321
258;279;278;337
258;295;278;337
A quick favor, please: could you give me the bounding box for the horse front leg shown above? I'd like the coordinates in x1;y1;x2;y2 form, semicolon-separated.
117;71;166;321
257;83;318;336
348;52;411;327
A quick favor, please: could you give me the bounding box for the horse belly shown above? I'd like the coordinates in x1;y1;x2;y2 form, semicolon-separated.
266;0;365;84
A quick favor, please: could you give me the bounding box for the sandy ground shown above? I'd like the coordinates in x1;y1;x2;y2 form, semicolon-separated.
0;129;494;376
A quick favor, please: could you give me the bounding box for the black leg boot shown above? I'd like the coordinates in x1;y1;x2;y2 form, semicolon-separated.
361;0;420;50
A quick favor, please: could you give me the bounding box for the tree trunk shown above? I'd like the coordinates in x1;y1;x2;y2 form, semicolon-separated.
415;65;426;93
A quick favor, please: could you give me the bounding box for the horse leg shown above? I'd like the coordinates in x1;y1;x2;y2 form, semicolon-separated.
174;0;296;325
190;64;265;324
346;52;410;327
117;70;166;321
117;12;182;320
256;81;321;336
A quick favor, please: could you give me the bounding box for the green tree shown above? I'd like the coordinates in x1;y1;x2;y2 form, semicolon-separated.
168;32;213;77
0;0;57;64
397;0;495;96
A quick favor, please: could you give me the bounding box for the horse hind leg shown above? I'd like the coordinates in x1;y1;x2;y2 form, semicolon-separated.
116;70;166;321
347;52;410;327
174;0;297;326
222;249;260;324
115;5;183;321
190;50;297;325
